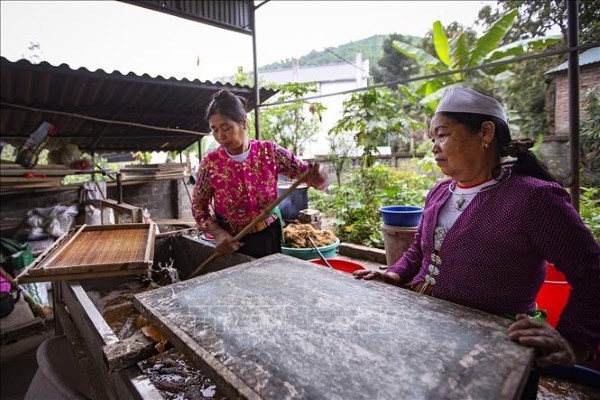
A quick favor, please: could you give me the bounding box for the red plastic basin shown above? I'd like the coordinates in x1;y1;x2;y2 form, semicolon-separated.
309;258;366;274
545;262;566;281
536;263;570;328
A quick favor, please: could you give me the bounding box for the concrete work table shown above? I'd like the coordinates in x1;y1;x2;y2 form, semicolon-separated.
134;253;533;400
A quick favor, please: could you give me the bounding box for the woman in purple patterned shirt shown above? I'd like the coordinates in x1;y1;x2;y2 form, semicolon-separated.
354;87;599;370
192;89;326;259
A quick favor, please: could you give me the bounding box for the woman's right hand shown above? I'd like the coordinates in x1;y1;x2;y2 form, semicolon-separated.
353;270;401;285
209;225;242;255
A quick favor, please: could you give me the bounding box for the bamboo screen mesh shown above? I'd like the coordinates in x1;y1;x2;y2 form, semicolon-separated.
43;228;148;268
16;224;155;283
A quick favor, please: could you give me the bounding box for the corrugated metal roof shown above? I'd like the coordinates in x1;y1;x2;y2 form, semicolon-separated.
545;47;600;75
0;57;277;153
120;0;253;35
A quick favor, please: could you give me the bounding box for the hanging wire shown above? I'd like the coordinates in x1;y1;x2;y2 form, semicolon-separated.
258;42;600;107
324;48;372;76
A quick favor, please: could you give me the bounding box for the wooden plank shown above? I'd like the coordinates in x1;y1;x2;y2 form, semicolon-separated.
53;301;112;400
0;175;63;181
17;268;148;284
143;224;155;264
59;280;164;400
0;169;75;176
102;331;165;373
154;219;196;226
134;253;534;400
76;222;150;231
0;181;62;190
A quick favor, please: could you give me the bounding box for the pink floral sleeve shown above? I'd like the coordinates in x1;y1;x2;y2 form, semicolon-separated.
191;160;215;232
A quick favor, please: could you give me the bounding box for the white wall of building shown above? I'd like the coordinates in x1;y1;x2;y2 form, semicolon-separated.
259;54;369;158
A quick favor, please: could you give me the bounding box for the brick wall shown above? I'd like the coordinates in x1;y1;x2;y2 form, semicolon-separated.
550;65;600;136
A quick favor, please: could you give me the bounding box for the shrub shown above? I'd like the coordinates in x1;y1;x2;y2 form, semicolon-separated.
309;161;438;248
579;186;600;241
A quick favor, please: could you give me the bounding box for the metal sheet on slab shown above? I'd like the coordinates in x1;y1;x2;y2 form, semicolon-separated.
134;253;533;400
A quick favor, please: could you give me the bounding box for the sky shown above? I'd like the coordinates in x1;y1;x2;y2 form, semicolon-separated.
1;1;493;82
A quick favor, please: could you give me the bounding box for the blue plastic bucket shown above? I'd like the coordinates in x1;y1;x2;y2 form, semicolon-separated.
278;183;309;222
379;205;423;227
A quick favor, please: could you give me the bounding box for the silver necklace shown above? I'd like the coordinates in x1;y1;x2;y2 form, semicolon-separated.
448;180;496;210
447;168;511;211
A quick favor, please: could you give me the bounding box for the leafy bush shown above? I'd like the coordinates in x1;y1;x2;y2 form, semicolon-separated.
309;161;438;248
310;156;599;248
579;186;600;242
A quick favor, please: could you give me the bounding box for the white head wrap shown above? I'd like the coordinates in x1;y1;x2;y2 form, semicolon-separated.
435;86;508;124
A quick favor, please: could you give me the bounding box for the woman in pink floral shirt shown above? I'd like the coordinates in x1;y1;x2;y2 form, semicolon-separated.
192;89;326;258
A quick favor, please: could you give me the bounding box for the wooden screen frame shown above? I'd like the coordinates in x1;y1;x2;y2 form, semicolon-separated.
16;223;155;283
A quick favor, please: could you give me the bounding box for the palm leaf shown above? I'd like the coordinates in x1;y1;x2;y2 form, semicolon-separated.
469;8;517;65
392;40;441;67
452;32;470;69
486;35;562;60
398;85;419;103
432;21;451;67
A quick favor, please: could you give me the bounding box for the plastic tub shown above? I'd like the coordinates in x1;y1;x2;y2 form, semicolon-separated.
379;206;423;227
309;258;366;274
25;335;92;399
380;224;418;266
535;262;570;328
278;183;309;222
544;262;566;281
281;239;340;260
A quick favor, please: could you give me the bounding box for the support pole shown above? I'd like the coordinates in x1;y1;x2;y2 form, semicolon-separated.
251;1;261;139
567;0;580;211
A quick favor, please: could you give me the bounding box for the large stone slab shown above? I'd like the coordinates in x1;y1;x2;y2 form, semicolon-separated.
134;253;533;400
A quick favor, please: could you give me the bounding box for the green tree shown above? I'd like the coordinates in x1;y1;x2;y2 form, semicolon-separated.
371;34;421;85
329;88;424;167
326;129;355;187
476;1;600;138
258;82;325;155
477;1;600;45
392;9;561;113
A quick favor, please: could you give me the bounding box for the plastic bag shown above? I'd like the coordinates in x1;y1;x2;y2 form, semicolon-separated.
84;205;101;225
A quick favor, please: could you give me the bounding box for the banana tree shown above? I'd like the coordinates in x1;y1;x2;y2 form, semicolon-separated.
392;9;561;111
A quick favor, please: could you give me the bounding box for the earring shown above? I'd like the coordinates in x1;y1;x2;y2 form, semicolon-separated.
484;143;490;150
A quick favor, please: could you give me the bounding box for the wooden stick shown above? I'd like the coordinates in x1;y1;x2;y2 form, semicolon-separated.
1;101;206;137
181;177;193;204
188;169;312;279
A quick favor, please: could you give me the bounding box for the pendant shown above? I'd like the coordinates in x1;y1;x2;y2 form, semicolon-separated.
455;194;466;210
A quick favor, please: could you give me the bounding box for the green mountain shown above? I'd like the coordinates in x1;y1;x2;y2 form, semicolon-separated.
258;35;388;71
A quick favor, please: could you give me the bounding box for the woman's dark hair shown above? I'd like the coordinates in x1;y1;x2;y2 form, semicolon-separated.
205;89;249;122
441;111;560;184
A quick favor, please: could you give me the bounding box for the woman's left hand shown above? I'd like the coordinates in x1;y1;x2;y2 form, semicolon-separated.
507;314;576;367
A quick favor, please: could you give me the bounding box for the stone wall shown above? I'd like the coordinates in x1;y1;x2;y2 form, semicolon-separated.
537;135;571;182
